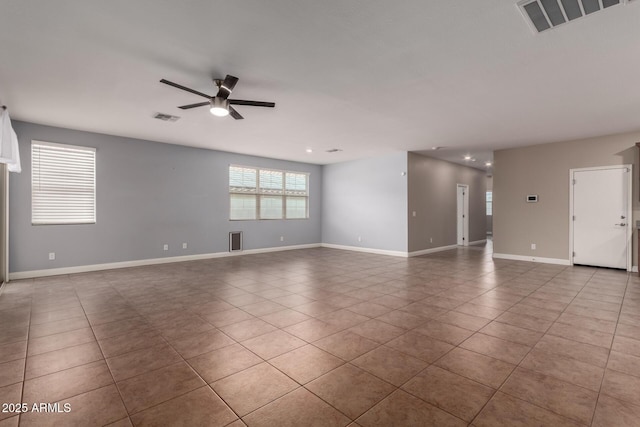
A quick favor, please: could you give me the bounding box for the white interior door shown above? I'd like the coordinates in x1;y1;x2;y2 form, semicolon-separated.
571;166;631;270
457;184;469;246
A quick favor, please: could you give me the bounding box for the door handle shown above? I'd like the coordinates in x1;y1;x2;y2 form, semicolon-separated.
615;223;627;226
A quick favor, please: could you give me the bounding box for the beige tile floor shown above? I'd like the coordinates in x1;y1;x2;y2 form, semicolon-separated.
0;244;639;426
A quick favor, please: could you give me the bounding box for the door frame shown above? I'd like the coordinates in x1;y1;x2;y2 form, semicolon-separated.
569;164;632;271
0;165;7;285
457;184;469;247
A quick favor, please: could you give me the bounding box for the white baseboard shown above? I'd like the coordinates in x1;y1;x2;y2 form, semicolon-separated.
492;253;571;266
237;243;321;255
9;243;322;280
13;244;587;280
469;239;487;246
631;266;638;273
408;244;458;257
320;243;408;258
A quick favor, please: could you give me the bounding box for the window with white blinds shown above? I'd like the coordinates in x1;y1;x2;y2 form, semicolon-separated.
229;165;309;220
31;141;96;225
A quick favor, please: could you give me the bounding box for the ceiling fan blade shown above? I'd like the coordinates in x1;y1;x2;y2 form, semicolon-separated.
228;106;244;120
178;101;210;110
229;99;275;108
217;75;239;100
160;79;212;99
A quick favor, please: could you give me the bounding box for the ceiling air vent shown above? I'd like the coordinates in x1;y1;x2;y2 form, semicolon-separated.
325;148;343;153
518;0;625;33
153;113;180;122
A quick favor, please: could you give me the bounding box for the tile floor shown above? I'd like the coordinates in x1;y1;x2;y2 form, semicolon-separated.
0;244;639;426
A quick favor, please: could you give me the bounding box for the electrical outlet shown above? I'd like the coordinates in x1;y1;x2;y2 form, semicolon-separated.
163;244;169;251
412;211;416;217
48;252;55;260
182;243;187;249
531;243;536;250
357;236;362;242
430;237;433;243
280;236;284;242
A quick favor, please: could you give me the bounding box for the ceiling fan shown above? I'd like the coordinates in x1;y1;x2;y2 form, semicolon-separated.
160;75;275;120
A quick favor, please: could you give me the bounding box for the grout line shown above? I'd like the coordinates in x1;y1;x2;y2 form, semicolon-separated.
74;285;144;422
589;270;631;426
110;287;245;422
468;263;596;425
74;281;132;421
298;361;396;423
17;281;34;427
9;245;629;426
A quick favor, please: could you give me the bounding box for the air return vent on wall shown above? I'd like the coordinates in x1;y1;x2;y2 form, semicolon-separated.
153;113;180;122
229;231;243;252
518;0;626;32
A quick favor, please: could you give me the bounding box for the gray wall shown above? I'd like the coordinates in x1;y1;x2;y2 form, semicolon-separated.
10;121;322;273
493;130;640;262
408;153;487;253
322;152;408;252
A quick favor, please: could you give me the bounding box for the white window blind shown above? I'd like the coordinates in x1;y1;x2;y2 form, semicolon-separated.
230;194;257;220
229;165;309;220
285;173;307;194
285;196;307;219
32;141;96;225
260;195;283;219
229;166;257;193
229;166;258;219
259;170;283;194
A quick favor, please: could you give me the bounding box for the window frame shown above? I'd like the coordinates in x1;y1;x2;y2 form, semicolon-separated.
486;191;493;216
31;140;97;225
229;164;309;221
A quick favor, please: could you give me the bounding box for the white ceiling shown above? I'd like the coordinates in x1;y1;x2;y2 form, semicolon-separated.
1;1;639;168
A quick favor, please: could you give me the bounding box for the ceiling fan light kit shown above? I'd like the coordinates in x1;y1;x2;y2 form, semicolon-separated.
160;74;275;120
210;98;230;117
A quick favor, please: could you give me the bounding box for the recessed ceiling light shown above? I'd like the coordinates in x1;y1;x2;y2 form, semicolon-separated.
471;158;476;162
305;148;313;153
464;155;472;160
431;146;441;150
485;162;492;167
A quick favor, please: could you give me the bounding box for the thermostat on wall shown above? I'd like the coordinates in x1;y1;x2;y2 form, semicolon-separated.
526;195;538;203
